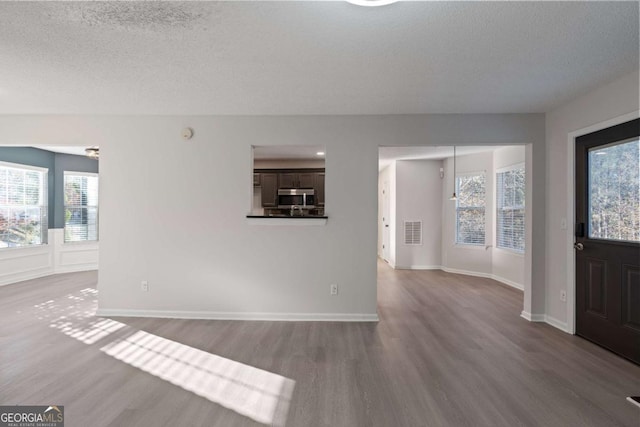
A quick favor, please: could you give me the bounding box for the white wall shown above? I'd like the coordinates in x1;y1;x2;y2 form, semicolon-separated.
545;70;639;331
394;160;442;269
0;114;545;321
0;229;98;286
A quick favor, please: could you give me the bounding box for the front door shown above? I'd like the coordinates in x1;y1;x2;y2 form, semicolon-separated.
575;118;640;364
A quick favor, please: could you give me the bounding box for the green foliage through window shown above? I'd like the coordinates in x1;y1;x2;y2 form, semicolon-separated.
588;139;639;242
456;174;486;245
64;173;99;242
0;163;47;248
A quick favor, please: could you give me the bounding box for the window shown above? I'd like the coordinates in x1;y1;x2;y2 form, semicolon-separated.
496;164;525;252
588;139;639;242
0;161;48;248
64;172;99;242
455;173;486;245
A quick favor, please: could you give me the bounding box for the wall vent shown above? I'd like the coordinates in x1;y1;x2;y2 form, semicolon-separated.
404;221;422;245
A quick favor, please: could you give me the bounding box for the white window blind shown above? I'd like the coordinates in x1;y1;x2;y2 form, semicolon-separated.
0;162;48;248
496;164;525;252
455;173;486;245
64;172;99;242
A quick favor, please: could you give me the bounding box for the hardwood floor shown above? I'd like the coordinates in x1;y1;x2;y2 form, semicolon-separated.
1;265;639;426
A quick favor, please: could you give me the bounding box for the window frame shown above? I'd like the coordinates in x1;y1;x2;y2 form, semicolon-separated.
63;171;99;244
495;163;525;254
0;160;49;249
454;171;486;246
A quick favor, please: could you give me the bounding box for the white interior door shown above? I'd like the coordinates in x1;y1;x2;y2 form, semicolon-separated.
382;180;390;262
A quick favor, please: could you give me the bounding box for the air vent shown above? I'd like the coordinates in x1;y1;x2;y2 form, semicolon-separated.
404;221;422;245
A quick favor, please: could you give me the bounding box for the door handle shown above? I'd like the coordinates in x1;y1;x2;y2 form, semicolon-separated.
574;242;584;251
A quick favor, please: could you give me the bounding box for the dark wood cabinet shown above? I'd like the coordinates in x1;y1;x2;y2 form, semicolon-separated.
298;173;315;188
278;172;315;188
254;168;325;209
314;172;325;206
260;173;278;207
278;173;297;188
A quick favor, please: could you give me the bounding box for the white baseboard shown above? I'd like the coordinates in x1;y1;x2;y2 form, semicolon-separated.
543;315;570;333
393;264;524;291
96;308;379;322
521;311;545;322
441;266;524;291
520;311;570;333
441;266;491;278
395;265;441;270
490;274;524;291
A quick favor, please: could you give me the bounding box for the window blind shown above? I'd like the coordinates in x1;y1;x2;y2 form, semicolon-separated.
64;172;99;242
455;173;486;245
496;165;525;252
0;162;47;248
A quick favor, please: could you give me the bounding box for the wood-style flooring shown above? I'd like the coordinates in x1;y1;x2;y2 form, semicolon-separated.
1;263;639;426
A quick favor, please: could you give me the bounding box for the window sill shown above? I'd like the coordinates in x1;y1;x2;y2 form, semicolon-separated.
63;240;99;246
246;215;328;226
454;244;490;250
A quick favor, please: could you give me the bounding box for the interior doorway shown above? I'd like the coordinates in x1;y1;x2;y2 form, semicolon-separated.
377;144;528;308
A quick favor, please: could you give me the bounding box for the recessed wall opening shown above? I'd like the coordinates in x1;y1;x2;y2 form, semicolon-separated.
251;145;325;218
377;145;528;310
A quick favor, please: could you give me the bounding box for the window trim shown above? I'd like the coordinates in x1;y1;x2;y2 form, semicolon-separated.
63;171;99;244
496;162;525;253
454;171;486;246
0;160;48;174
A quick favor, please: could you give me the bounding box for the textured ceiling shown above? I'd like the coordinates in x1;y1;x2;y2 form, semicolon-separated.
0;1;637;115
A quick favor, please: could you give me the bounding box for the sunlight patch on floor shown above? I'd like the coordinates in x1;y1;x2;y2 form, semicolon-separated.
33;288;127;344
100;330;295;426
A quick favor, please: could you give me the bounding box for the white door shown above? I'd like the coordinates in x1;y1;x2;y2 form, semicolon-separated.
382;180;390;262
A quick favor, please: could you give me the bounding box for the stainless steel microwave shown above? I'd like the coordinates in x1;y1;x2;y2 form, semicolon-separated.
277;188;315;209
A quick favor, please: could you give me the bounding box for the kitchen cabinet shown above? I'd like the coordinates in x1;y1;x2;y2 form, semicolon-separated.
279;173;297;188
298;173;315;188
260;173;278;207
314;172;325;206
279;172;315;188
254;168;325;208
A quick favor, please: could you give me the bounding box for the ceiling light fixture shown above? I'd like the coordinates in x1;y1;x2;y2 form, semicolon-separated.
345;0;400;7
449;146;457;201
316;151;325;156
85;147;99;159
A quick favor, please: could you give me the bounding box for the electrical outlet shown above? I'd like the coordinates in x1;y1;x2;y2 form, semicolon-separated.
330;284;338;295
560;290;567;302
141;281;149;292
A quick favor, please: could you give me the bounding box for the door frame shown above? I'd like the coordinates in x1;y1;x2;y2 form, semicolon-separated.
565;110;639;335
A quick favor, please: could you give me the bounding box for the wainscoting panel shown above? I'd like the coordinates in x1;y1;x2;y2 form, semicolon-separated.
0;229;98;286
